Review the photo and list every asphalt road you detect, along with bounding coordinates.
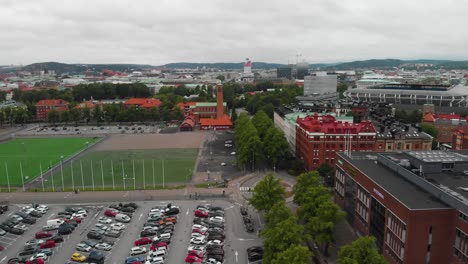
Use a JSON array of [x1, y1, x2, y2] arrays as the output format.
[[1, 200, 263, 264]]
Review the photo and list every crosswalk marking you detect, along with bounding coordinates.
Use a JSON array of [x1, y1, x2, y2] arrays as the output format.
[[239, 187, 252, 192]]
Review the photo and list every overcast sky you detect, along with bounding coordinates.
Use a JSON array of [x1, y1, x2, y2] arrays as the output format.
[[1, 0, 468, 65]]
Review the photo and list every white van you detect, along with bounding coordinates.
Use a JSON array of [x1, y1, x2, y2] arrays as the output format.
[[115, 214, 131, 223], [47, 218, 64, 228]]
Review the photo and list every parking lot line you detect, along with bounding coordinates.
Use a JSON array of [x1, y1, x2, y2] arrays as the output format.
[[0, 256, 7, 263]]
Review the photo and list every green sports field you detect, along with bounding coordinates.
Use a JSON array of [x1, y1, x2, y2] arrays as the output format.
[[44, 149, 198, 190], [0, 137, 99, 186]]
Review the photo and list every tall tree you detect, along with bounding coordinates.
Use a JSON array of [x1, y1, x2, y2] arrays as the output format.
[[337, 83, 348, 99], [82, 107, 91, 124], [264, 201, 293, 229], [293, 171, 321, 205], [271, 245, 312, 264], [148, 107, 160, 123], [317, 162, 335, 186], [252, 110, 273, 140], [263, 127, 289, 168], [93, 105, 102, 125], [305, 200, 346, 256], [60, 110, 70, 124], [250, 173, 285, 212], [69, 108, 81, 126], [261, 216, 305, 264], [47, 109, 60, 124], [338, 236, 387, 264]]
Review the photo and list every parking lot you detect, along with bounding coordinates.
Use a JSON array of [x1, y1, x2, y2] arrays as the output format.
[[1, 200, 263, 264], [17, 125, 159, 137]]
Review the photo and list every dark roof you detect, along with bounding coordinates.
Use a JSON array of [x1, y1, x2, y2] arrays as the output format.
[[339, 152, 449, 210]]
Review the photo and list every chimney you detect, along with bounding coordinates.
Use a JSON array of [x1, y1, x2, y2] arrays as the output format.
[[216, 85, 224, 119]]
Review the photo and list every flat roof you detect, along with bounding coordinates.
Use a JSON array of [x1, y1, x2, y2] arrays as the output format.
[[339, 152, 449, 209]]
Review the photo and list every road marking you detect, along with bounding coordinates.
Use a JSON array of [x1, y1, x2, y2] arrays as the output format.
[[0, 256, 6, 263], [237, 238, 255, 241], [48, 213, 55, 219], [138, 213, 143, 221], [235, 251, 238, 262], [225, 205, 234, 210], [7, 212, 12, 217], [186, 208, 189, 215]]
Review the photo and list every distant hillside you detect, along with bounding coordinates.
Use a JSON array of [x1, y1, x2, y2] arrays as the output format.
[[0, 62, 155, 74], [162, 62, 286, 70], [325, 59, 468, 70]]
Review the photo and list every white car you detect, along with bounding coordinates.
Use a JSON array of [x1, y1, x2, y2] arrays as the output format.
[[95, 223, 109, 231], [73, 212, 88, 219], [95, 242, 112, 251], [145, 256, 164, 264], [190, 237, 206, 245], [37, 207, 48, 214], [26, 239, 44, 246], [14, 224, 28, 231], [98, 217, 113, 224], [205, 258, 222, 264], [37, 205, 49, 211], [76, 243, 92, 252], [111, 223, 126, 231], [130, 246, 147, 255], [0, 229, 6, 236], [191, 233, 205, 239], [160, 233, 171, 240], [187, 245, 205, 252], [192, 224, 208, 232], [207, 240, 223, 246], [146, 250, 166, 260], [30, 253, 48, 261], [143, 226, 158, 232], [209, 216, 224, 223]]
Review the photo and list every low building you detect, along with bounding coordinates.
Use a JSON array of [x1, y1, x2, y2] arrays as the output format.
[[180, 117, 195, 132], [36, 99, 69, 120], [374, 122, 432, 152], [453, 127, 468, 150], [334, 151, 468, 264], [296, 114, 376, 170], [423, 112, 468, 144], [123, 98, 161, 110], [199, 115, 232, 130]]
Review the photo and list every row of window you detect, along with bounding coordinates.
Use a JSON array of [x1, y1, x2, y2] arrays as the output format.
[[386, 232, 405, 261], [459, 212, 468, 223], [335, 170, 345, 184], [387, 212, 407, 243], [356, 202, 369, 223], [357, 188, 370, 208], [335, 181, 344, 197], [454, 228, 468, 259]]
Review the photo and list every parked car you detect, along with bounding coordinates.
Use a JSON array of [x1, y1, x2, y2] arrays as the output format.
[[35, 232, 52, 239], [104, 210, 118, 217], [125, 256, 145, 264], [98, 217, 113, 224], [194, 210, 209, 218], [39, 240, 56, 249], [94, 242, 112, 251], [130, 246, 147, 255], [76, 243, 92, 252], [70, 252, 86, 262], [134, 237, 152, 246]]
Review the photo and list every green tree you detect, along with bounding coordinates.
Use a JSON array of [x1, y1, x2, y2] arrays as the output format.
[[297, 185, 331, 220], [148, 107, 160, 123], [338, 236, 387, 264], [305, 200, 346, 256], [293, 171, 321, 205], [82, 107, 91, 124], [252, 110, 273, 140], [69, 108, 81, 126], [169, 107, 184, 121], [271, 245, 312, 264], [337, 83, 348, 99], [0, 109, 5, 127], [93, 105, 102, 125], [47, 109, 60, 124], [263, 127, 289, 168], [261, 216, 305, 264], [420, 123, 438, 138], [216, 75, 225, 82], [317, 162, 335, 186], [250, 173, 285, 212], [264, 201, 293, 229], [231, 108, 237, 125], [60, 110, 70, 123]]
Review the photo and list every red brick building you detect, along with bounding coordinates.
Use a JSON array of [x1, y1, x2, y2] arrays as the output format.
[[295, 114, 376, 170], [123, 98, 161, 110], [334, 151, 468, 264], [36, 99, 69, 120], [453, 127, 468, 150], [423, 112, 468, 144]]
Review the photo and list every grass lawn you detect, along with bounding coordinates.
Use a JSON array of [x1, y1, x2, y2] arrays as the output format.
[[0, 137, 99, 186], [44, 149, 198, 190]]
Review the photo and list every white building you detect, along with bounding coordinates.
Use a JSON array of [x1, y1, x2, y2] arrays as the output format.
[[303, 74, 337, 96]]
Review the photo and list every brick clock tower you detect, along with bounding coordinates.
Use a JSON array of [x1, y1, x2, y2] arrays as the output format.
[[216, 86, 224, 119]]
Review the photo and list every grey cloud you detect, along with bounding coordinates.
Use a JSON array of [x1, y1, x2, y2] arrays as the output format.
[[1, 0, 468, 65]]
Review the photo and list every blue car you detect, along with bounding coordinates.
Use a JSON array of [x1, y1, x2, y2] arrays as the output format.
[[126, 256, 145, 264]]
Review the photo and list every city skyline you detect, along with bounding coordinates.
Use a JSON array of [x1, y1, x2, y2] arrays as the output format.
[[1, 0, 468, 65]]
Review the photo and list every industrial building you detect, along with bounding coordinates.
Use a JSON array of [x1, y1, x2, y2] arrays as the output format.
[[303, 73, 338, 96], [335, 150, 468, 264]]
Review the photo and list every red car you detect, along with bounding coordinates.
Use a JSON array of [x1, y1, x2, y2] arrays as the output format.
[[191, 228, 206, 235], [185, 255, 203, 263], [188, 250, 204, 258], [104, 210, 118, 217], [134, 237, 152, 246], [26, 259, 45, 264], [35, 231, 52, 239], [194, 210, 208, 218], [39, 240, 56, 249], [64, 217, 82, 223]]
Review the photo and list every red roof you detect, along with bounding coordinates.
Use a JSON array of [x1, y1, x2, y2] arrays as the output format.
[[423, 113, 436, 122], [297, 113, 375, 134], [180, 117, 195, 128], [124, 98, 162, 108], [76, 100, 97, 109], [436, 113, 461, 120], [36, 99, 68, 106], [200, 115, 233, 127]]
